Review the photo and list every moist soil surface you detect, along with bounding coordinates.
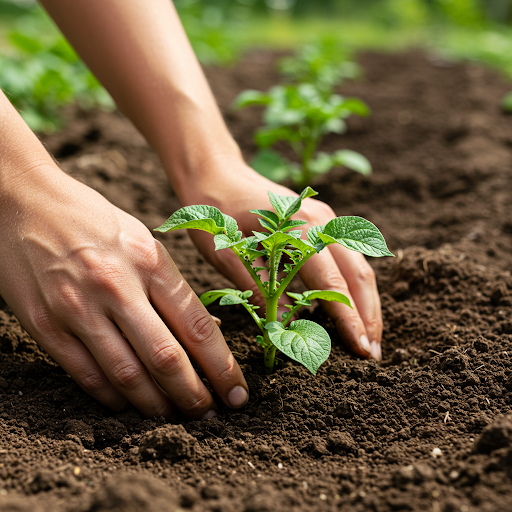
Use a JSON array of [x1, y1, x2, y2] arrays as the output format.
[[2, 50, 512, 512]]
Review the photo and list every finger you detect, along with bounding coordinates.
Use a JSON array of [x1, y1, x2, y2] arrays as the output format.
[[329, 245, 383, 361], [74, 319, 175, 419], [299, 249, 372, 359], [148, 258, 250, 410], [110, 296, 218, 420], [37, 330, 129, 411]]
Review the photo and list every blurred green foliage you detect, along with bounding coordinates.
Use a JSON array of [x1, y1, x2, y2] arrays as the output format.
[[2, 0, 512, 132]]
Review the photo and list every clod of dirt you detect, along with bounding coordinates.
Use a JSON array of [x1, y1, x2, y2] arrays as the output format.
[[0, 495, 45, 512], [243, 484, 298, 512], [83, 473, 179, 512], [64, 419, 95, 449], [93, 418, 128, 449], [326, 431, 357, 454], [474, 415, 512, 454], [139, 424, 197, 461]]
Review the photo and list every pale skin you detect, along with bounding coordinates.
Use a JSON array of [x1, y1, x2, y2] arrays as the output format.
[[0, 0, 383, 420]]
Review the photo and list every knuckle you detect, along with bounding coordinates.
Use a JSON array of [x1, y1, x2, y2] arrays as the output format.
[[148, 341, 183, 376], [186, 309, 218, 346], [80, 250, 125, 295], [80, 370, 108, 394], [110, 360, 145, 389], [182, 390, 212, 416], [365, 316, 383, 335], [302, 199, 335, 224], [354, 264, 376, 285], [214, 356, 237, 384], [132, 238, 167, 273], [322, 270, 349, 294]]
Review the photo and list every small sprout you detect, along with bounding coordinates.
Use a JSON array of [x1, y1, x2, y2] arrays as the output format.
[[156, 188, 393, 374]]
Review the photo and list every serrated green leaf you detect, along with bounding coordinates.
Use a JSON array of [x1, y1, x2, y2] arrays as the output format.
[[318, 217, 394, 257], [200, 288, 246, 307], [233, 89, 270, 110], [259, 231, 294, 254], [280, 219, 308, 232], [219, 294, 248, 306], [249, 209, 280, 228], [265, 319, 331, 374], [258, 218, 277, 233], [332, 150, 372, 176], [303, 290, 352, 307], [306, 225, 326, 252], [268, 187, 318, 222], [214, 233, 245, 251], [155, 205, 238, 237]]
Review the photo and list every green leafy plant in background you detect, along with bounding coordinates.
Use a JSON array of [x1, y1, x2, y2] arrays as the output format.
[[155, 187, 393, 375], [502, 91, 512, 113], [279, 37, 361, 97], [234, 83, 372, 187], [0, 30, 112, 132]]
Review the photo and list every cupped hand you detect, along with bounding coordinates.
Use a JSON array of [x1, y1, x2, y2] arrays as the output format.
[[0, 167, 248, 419], [180, 161, 382, 361]]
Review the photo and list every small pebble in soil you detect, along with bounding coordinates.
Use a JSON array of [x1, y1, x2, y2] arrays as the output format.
[[431, 447, 442, 458]]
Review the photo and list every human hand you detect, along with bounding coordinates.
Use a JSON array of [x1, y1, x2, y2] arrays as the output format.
[[179, 160, 382, 361], [0, 167, 248, 419]]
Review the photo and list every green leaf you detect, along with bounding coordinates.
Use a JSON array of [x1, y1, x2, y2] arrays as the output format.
[[332, 150, 372, 176], [265, 319, 331, 375], [214, 233, 244, 251], [303, 290, 352, 307], [259, 231, 294, 254], [309, 152, 334, 176], [251, 149, 291, 182], [306, 225, 326, 252], [318, 217, 394, 257], [8, 32, 43, 54], [233, 90, 270, 110], [219, 294, 248, 306], [154, 205, 238, 237], [340, 98, 370, 117], [249, 209, 280, 229], [279, 219, 308, 232], [268, 187, 318, 222], [199, 288, 247, 306]]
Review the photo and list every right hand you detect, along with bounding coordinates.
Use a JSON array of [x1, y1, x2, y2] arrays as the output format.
[[0, 166, 248, 419]]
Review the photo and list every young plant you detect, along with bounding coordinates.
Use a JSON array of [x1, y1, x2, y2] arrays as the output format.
[[279, 38, 361, 97], [234, 83, 371, 188], [155, 187, 393, 375]]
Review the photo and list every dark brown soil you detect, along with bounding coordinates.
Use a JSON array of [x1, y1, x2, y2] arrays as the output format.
[[2, 50, 512, 512]]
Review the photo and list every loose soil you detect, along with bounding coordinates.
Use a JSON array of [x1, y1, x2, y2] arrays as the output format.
[[2, 50, 512, 512]]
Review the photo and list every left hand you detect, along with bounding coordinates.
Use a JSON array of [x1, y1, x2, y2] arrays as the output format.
[[179, 159, 383, 361]]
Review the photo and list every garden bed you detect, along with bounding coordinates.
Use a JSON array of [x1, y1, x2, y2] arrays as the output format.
[[2, 50, 512, 512]]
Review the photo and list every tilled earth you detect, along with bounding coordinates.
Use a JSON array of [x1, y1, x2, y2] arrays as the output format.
[[2, 50, 512, 511]]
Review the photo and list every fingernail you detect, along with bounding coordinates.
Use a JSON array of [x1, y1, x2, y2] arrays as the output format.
[[201, 409, 217, 421], [371, 341, 381, 361], [211, 315, 222, 327], [228, 385, 248, 408], [359, 334, 371, 355]]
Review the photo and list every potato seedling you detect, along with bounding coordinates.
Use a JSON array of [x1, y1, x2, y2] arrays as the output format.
[[234, 83, 371, 188], [155, 187, 393, 375], [279, 39, 360, 97]]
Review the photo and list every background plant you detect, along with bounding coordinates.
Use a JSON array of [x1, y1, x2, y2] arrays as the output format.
[[234, 82, 372, 187], [155, 187, 392, 375]]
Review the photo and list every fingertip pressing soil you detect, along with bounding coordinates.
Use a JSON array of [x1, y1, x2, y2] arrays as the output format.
[[2, 50, 512, 511]]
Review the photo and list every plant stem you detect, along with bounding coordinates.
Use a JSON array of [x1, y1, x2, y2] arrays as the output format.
[[282, 303, 303, 328], [274, 250, 314, 302], [263, 345, 277, 375], [242, 303, 265, 334], [262, 293, 279, 373], [232, 248, 270, 299]]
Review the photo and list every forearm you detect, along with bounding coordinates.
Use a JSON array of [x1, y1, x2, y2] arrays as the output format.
[[38, 0, 242, 199], [0, 90, 61, 210]]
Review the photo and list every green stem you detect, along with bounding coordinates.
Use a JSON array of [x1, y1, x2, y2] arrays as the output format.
[[242, 303, 265, 334], [232, 248, 269, 299], [282, 303, 303, 328], [274, 250, 315, 302], [262, 293, 279, 373]]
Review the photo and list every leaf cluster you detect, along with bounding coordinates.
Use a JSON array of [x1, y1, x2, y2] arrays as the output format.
[[156, 187, 393, 375], [0, 28, 112, 132], [279, 38, 361, 97]]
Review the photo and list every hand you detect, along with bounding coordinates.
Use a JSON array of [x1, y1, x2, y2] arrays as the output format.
[[180, 160, 382, 361], [0, 167, 249, 419]]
